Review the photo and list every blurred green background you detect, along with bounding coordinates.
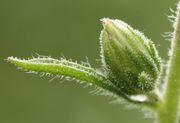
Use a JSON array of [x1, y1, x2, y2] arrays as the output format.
[[0, 0, 177, 123]]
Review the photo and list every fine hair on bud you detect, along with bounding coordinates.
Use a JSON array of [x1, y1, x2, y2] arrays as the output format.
[[100, 18, 162, 95]]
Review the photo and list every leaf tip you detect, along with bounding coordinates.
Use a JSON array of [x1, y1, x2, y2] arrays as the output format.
[[6, 56, 14, 63]]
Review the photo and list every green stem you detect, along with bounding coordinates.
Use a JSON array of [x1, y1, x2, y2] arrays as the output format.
[[157, 2, 180, 123]]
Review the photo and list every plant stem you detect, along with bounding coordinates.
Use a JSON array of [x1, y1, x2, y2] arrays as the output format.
[[157, 2, 180, 123]]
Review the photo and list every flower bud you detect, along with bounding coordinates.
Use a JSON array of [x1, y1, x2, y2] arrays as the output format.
[[100, 18, 161, 95]]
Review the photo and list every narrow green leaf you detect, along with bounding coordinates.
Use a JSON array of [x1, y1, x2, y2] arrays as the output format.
[[7, 56, 157, 106], [7, 57, 107, 87]]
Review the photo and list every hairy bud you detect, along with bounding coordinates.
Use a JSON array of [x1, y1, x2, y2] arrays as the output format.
[[100, 18, 161, 95]]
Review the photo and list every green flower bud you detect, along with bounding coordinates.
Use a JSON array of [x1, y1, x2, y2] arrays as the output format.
[[100, 18, 161, 95]]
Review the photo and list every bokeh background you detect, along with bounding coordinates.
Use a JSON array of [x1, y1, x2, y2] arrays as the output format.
[[0, 0, 177, 123]]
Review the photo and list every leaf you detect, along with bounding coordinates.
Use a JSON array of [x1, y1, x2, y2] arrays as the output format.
[[7, 56, 157, 106], [7, 56, 107, 86]]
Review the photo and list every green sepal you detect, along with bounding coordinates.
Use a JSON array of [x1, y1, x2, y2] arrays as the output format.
[[100, 18, 162, 95]]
